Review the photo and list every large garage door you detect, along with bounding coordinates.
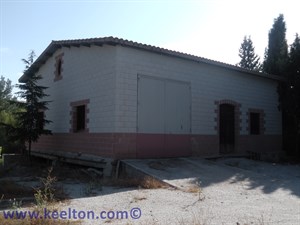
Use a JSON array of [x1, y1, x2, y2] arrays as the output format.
[[137, 77, 165, 134], [137, 75, 191, 158], [165, 81, 190, 134]]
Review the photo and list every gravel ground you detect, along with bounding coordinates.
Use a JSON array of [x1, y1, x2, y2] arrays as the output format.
[[58, 158, 300, 225]]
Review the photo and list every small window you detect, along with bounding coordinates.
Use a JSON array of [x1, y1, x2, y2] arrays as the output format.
[[76, 105, 86, 131], [250, 112, 260, 135], [54, 53, 64, 81], [57, 59, 62, 76], [70, 99, 90, 133]]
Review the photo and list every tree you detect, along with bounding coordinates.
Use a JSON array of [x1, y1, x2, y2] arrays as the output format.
[[283, 34, 300, 157], [0, 76, 13, 111], [13, 50, 52, 158], [237, 36, 262, 71], [0, 76, 18, 151], [262, 14, 295, 159], [263, 14, 288, 75]]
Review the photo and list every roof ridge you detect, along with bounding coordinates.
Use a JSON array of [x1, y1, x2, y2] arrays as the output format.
[[50, 36, 225, 63]]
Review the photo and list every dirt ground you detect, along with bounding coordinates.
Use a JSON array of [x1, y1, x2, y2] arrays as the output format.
[[0, 157, 299, 225]]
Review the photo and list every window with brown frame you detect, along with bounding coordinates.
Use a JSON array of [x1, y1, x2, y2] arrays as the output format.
[[76, 105, 86, 132], [70, 99, 90, 133], [250, 112, 260, 135]]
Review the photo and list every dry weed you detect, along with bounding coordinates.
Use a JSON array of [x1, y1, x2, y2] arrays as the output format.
[[139, 176, 167, 189]]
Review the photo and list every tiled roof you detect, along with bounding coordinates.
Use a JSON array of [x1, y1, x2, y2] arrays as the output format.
[[19, 36, 283, 82]]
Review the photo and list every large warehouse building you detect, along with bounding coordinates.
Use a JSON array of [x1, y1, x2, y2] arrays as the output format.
[[19, 37, 282, 160]]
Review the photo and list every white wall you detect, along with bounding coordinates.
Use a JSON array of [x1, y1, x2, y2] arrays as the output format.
[[36, 43, 281, 136], [37, 45, 117, 133], [115, 46, 281, 135]]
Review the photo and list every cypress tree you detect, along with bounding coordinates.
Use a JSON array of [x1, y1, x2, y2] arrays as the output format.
[[237, 36, 261, 71], [263, 14, 288, 75]]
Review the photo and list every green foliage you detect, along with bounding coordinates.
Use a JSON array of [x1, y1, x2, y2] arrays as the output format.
[[12, 50, 52, 157], [237, 36, 262, 71], [263, 14, 300, 158], [263, 14, 288, 75], [282, 34, 300, 156], [9, 198, 23, 210], [34, 167, 56, 207], [0, 76, 23, 153], [285, 34, 300, 114], [0, 76, 13, 111], [0, 76, 15, 127]]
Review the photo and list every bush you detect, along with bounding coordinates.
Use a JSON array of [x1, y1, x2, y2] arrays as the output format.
[[34, 167, 56, 208]]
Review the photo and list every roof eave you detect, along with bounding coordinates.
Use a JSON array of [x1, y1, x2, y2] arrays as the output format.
[[18, 37, 285, 83]]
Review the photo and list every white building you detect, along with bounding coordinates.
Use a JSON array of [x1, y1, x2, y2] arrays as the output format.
[[19, 37, 282, 159]]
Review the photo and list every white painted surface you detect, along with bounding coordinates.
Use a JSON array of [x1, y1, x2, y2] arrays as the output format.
[[137, 75, 191, 134], [137, 76, 164, 133], [37, 45, 117, 133], [165, 80, 190, 134], [35, 43, 281, 136], [115, 46, 281, 135]]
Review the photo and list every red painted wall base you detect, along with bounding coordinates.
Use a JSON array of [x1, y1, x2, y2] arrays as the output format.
[[32, 133, 282, 159]]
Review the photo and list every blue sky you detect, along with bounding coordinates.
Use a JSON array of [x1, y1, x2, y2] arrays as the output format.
[[1, 0, 299, 91]]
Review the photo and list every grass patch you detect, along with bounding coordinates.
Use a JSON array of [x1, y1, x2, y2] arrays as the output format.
[[140, 176, 167, 189], [0, 167, 77, 225], [34, 167, 57, 207], [80, 173, 167, 197], [102, 176, 168, 189], [186, 185, 201, 193]]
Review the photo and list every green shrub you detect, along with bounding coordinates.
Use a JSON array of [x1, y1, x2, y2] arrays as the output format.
[[34, 167, 56, 208]]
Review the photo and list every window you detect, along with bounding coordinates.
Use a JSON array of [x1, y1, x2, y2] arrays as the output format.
[[247, 109, 265, 135], [54, 53, 64, 81], [57, 59, 62, 76], [250, 112, 260, 135], [76, 105, 86, 131], [70, 99, 90, 133]]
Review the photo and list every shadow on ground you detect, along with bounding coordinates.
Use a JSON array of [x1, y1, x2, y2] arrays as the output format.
[[123, 157, 300, 197], [0, 157, 159, 210], [1, 156, 299, 211]]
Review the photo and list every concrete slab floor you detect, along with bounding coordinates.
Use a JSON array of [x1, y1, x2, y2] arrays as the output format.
[[122, 157, 300, 195]]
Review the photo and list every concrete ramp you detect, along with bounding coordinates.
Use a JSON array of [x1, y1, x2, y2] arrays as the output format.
[[122, 157, 243, 191]]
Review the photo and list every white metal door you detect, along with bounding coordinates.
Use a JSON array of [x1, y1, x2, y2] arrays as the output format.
[[137, 75, 191, 157], [165, 81, 190, 134], [138, 75, 190, 134], [137, 76, 164, 133]]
